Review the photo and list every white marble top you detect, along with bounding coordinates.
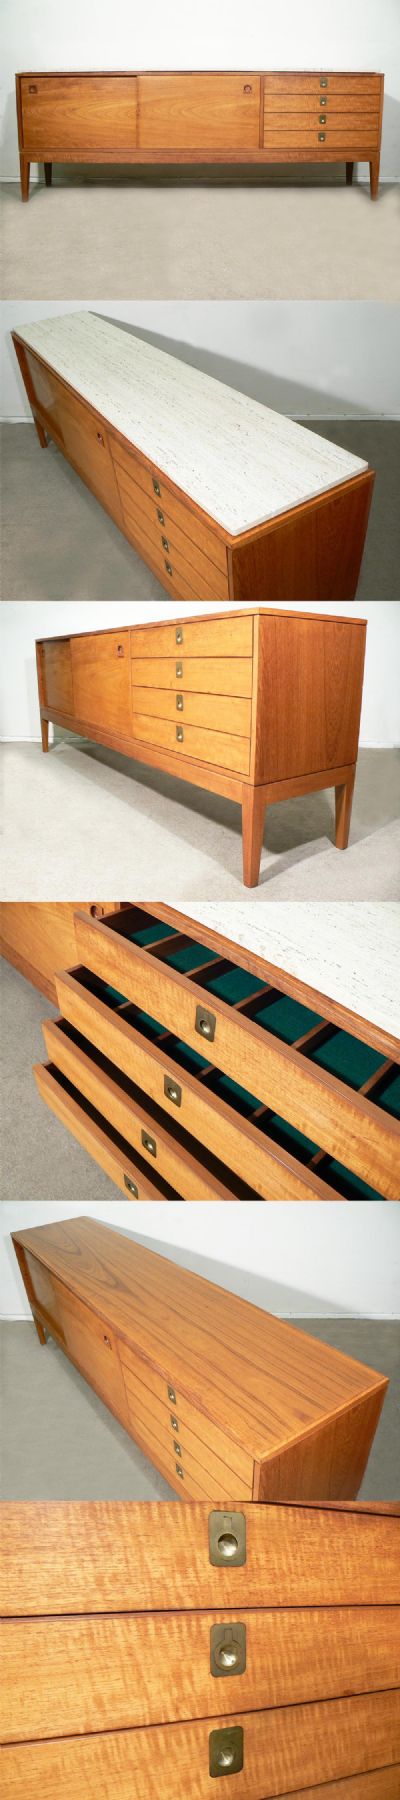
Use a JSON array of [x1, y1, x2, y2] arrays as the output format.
[[16, 311, 368, 538]]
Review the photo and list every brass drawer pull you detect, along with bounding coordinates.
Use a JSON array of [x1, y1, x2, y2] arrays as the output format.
[[176, 627, 184, 644], [319, 115, 327, 125], [176, 726, 184, 743], [176, 694, 184, 711], [168, 1384, 176, 1404], [176, 1463, 184, 1479], [170, 1413, 179, 1430], [195, 1004, 216, 1043], [176, 661, 183, 677], [318, 132, 326, 141], [156, 508, 165, 525], [161, 536, 169, 552], [124, 1174, 139, 1198], [165, 561, 173, 576], [153, 478, 161, 496], [96, 431, 104, 445], [209, 1726, 244, 1777], [173, 1440, 182, 1456], [209, 1512, 247, 1567], [210, 1623, 246, 1679], [320, 77, 328, 87], [164, 1076, 182, 1107], [243, 84, 252, 93], [141, 1129, 157, 1158]]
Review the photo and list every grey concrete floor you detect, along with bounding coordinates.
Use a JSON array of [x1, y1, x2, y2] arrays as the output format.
[[1, 1317, 398, 1500], [2, 420, 400, 600], [2, 176, 400, 301], [2, 739, 400, 901]]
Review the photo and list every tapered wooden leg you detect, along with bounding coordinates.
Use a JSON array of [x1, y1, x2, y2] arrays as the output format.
[[40, 717, 49, 752], [369, 157, 380, 200], [34, 416, 48, 448], [33, 1315, 47, 1345], [346, 161, 354, 186], [335, 769, 356, 850], [20, 155, 30, 201], [44, 162, 52, 186], [242, 786, 267, 887]]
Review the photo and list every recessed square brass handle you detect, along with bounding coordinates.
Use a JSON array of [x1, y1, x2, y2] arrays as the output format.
[[176, 726, 184, 743], [318, 132, 326, 141], [124, 1174, 139, 1198], [141, 1129, 157, 1158], [195, 1004, 216, 1043], [170, 1413, 179, 1431], [320, 76, 328, 86], [176, 694, 184, 712], [153, 478, 161, 496], [176, 627, 184, 644], [164, 1076, 182, 1107], [173, 1440, 182, 1457], [168, 1385, 176, 1404], [165, 561, 173, 576], [209, 1512, 247, 1567], [176, 661, 183, 677], [156, 508, 165, 525], [176, 1464, 184, 1479], [210, 1623, 246, 1679], [161, 536, 169, 552], [209, 1726, 244, 1778], [319, 115, 327, 124]]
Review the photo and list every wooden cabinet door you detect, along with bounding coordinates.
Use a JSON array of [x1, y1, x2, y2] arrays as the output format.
[[41, 640, 73, 713], [137, 74, 261, 150], [20, 75, 138, 154], [70, 632, 131, 734]]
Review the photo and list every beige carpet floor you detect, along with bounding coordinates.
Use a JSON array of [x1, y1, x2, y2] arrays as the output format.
[[2, 1317, 398, 1499], [2, 176, 400, 300], [2, 742, 399, 900], [2, 421, 400, 600]]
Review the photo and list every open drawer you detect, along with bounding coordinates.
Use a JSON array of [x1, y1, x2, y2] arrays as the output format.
[[49, 903, 399, 1202]]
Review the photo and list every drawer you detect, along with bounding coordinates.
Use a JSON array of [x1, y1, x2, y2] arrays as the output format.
[[41, 1017, 257, 1201], [50, 975, 343, 1201], [130, 655, 253, 697], [70, 631, 131, 735], [263, 74, 382, 96], [4, 1689, 399, 1800], [264, 123, 380, 149], [33, 1061, 178, 1200], [121, 1359, 254, 1495], [3, 1604, 398, 1741], [131, 613, 253, 659], [131, 687, 252, 736], [264, 93, 381, 116], [123, 511, 224, 603], [111, 438, 228, 574], [131, 711, 251, 774], [72, 907, 400, 1201], [125, 1388, 242, 1502], [117, 1340, 255, 1489], [40, 639, 73, 713], [119, 481, 229, 600], [20, 74, 138, 154], [137, 73, 261, 152]]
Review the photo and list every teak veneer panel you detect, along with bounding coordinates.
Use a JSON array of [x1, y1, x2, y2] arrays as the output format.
[[13, 313, 374, 602], [11, 1217, 389, 1501], [34, 609, 367, 886], [16, 71, 384, 203], [0, 902, 118, 1002], [4, 1691, 399, 1800]]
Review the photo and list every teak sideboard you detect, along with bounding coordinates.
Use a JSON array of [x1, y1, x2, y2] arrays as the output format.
[[12, 312, 374, 602], [10, 900, 399, 1200], [2, 1501, 399, 1798], [11, 1217, 389, 1502], [35, 609, 368, 887], [16, 71, 384, 201]]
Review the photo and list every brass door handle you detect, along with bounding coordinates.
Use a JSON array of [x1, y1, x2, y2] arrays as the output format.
[[96, 431, 104, 445], [244, 84, 252, 93]]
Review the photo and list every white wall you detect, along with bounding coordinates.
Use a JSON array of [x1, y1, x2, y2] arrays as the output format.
[[1, 0, 400, 180], [1, 1201, 399, 1320], [2, 600, 399, 748], [2, 301, 400, 421]]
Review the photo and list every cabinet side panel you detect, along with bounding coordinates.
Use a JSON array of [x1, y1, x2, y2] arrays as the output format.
[[0, 903, 119, 1000], [254, 613, 366, 783], [258, 1387, 387, 1502]]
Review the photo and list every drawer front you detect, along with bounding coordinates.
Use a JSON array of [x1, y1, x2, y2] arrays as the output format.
[[20, 75, 138, 154], [118, 480, 229, 600], [131, 686, 252, 736], [123, 511, 224, 603], [264, 122, 380, 150], [70, 632, 131, 735], [131, 710, 250, 774], [4, 1690, 398, 1800], [41, 1019, 244, 1202], [3, 1605, 398, 1741], [33, 1062, 175, 1201], [137, 73, 261, 151], [73, 912, 400, 1201], [118, 1342, 254, 1488], [263, 73, 382, 96], [53, 974, 330, 1203], [20, 1250, 66, 1341], [130, 655, 253, 697], [264, 93, 381, 116], [121, 1359, 253, 1498], [131, 614, 253, 659], [124, 1383, 242, 1501], [111, 439, 228, 574], [40, 639, 73, 713]]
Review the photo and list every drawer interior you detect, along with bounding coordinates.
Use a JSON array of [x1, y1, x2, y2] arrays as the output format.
[[43, 1062, 178, 1199], [64, 925, 398, 1201]]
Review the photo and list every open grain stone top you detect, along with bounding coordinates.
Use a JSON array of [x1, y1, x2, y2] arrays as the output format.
[[15, 311, 368, 536]]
